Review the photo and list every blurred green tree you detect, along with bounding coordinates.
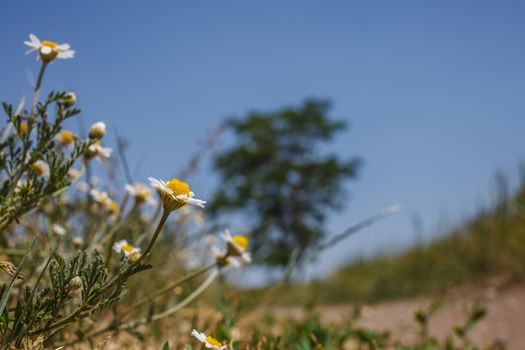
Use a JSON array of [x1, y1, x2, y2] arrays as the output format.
[[209, 99, 361, 266]]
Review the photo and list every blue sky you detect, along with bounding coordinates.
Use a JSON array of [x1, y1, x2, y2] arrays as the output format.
[[1, 1, 525, 280]]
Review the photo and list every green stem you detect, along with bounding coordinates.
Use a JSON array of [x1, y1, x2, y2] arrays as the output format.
[[30, 61, 48, 117], [133, 210, 169, 266]]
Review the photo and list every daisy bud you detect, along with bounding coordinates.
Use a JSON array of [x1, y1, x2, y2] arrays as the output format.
[[60, 92, 77, 108], [88, 121, 106, 140], [68, 276, 83, 291], [19, 121, 29, 135]]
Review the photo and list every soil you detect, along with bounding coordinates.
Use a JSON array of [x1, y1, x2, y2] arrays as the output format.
[[244, 282, 525, 349]]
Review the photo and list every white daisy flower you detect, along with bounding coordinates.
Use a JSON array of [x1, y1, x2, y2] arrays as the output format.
[[51, 224, 66, 236], [24, 34, 75, 62], [148, 177, 206, 212], [84, 141, 112, 162], [125, 183, 155, 205], [31, 160, 49, 177], [191, 329, 226, 350], [89, 143, 112, 158], [221, 229, 251, 264], [89, 189, 111, 206], [113, 239, 140, 257]]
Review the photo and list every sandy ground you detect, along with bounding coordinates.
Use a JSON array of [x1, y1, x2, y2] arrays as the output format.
[[77, 282, 524, 349], [243, 282, 524, 349]]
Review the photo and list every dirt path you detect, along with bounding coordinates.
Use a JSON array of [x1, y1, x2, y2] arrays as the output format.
[[250, 282, 524, 349]]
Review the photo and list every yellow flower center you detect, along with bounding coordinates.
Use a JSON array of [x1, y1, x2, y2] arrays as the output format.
[[107, 201, 120, 215], [165, 179, 190, 197], [19, 121, 29, 135], [31, 162, 46, 176], [121, 244, 134, 253], [232, 235, 249, 250], [205, 336, 223, 347], [42, 40, 58, 49]]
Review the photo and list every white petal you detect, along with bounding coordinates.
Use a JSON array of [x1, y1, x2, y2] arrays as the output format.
[[57, 50, 75, 59], [29, 34, 41, 45], [191, 330, 207, 342], [56, 43, 70, 50], [125, 184, 136, 195]]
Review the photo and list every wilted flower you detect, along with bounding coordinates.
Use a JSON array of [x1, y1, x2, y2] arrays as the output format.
[[31, 160, 49, 177], [24, 34, 75, 62], [125, 183, 154, 205], [191, 329, 226, 350], [113, 239, 140, 257], [57, 130, 75, 146], [51, 223, 66, 236], [88, 121, 106, 140], [222, 229, 251, 264], [148, 177, 206, 212], [0, 261, 25, 280]]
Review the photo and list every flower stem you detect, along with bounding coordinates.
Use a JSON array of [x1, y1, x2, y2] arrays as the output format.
[[31, 61, 48, 117]]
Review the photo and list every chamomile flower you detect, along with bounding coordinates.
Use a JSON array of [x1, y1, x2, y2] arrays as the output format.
[[31, 160, 49, 177], [57, 130, 75, 146], [83, 140, 112, 162], [107, 201, 120, 216], [113, 239, 140, 257], [191, 329, 226, 350], [24, 34, 75, 62], [125, 183, 154, 205], [221, 229, 251, 264], [88, 121, 106, 140], [89, 189, 111, 206], [148, 177, 206, 212]]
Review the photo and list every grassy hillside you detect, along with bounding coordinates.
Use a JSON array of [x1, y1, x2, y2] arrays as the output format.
[[255, 180, 525, 305]]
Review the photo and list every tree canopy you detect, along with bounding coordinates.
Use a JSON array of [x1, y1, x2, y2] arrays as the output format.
[[209, 99, 361, 266]]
